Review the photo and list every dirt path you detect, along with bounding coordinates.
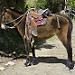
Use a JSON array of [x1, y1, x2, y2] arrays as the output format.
[[0, 23, 75, 75]]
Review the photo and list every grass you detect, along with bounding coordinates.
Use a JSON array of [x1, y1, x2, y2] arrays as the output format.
[[47, 35, 58, 41], [0, 51, 6, 55]]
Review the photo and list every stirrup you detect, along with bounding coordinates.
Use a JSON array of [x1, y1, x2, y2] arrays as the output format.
[[31, 29, 38, 36]]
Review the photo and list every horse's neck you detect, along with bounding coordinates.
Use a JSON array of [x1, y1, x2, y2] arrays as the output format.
[[9, 10, 25, 37], [8, 10, 22, 26], [8, 9, 22, 20]]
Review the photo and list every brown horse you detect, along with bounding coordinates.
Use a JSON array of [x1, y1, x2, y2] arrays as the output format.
[[1, 7, 74, 69]]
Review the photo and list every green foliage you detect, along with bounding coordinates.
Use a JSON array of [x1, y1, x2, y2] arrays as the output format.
[[35, 0, 47, 10], [26, 0, 36, 9], [67, 0, 75, 9], [35, 0, 65, 13], [1, 0, 27, 12]]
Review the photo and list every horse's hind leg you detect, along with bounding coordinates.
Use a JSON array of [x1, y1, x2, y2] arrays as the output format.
[[57, 30, 74, 69], [66, 24, 74, 69]]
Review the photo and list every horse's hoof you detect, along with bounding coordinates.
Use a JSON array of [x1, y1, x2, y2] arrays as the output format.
[[24, 60, 31, 67], [32, 60, 36, 65], [32, 58, 36, 65], [24, 62, 31, 67], [24, 63, 28, 67], [66, 62, 74, 69]]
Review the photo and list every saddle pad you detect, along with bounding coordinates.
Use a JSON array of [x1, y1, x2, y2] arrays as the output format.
[[26, 16, 30, 25], [36, 18, 47, 26], [26, 16, 47, 26]]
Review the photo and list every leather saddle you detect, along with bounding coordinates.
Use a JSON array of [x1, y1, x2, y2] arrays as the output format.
[[37, 8, 51, 18], [26, 8, 51, 36], [31, 8, 51, 19]]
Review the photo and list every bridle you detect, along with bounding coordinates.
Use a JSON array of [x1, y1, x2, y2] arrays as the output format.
[[0, 8, 34, 30], [5, 13, 26, 29], [1, 8, 37, 29], [1, 11, 26, 29]]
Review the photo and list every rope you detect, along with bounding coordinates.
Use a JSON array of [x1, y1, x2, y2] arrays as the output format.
[[13, 14, 25, 27], [5, 26, 15, 29], [5, 14, 26, 29], [5, 13, 26, 25]]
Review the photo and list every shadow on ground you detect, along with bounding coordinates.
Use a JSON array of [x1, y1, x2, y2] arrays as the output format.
[[36, 44, 55, 50], [31, 56, 75, 69]]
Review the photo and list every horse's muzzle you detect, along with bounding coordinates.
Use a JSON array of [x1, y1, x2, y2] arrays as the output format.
[[1, 23, 6, 29]]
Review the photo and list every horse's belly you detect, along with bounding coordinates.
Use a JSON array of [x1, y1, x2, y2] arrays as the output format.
[[36, 27, 55, 40]]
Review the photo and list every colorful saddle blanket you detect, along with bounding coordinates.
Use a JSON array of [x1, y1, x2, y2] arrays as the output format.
[[26, 16, 47, 26], [35, 18, 47, 26]]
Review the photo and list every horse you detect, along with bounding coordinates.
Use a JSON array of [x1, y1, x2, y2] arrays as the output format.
[[1, 7, 74, 69]]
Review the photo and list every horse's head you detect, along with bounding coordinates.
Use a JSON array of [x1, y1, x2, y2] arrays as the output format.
[[1, 7, 13, 29], [1, 7, 24, 29]]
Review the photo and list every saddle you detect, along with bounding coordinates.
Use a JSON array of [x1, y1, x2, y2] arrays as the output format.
[[26, 8, 51, 37], [30, 8, 51, 19], [30, 11, 42, 19]]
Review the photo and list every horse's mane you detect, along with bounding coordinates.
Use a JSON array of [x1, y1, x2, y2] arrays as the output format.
[[8, 8, 23, 14]]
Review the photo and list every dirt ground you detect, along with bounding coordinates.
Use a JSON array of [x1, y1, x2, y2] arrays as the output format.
[[0, 22, 75, 75]]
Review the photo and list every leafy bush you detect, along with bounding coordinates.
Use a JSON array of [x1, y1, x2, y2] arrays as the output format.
[[35, 0, 65, 13], [67, 0, 75, 9]]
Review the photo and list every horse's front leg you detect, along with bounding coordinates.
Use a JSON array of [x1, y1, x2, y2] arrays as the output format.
[[31, 37, 36, 65], [24, 38, 31, 67]]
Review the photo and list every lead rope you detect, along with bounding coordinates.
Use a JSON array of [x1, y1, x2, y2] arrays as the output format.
[[6, 14, 25, 29], [5, 13, 25, 25]]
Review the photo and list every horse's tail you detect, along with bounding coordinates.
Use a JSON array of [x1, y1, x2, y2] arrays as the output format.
[[67, 17, 73, 60]]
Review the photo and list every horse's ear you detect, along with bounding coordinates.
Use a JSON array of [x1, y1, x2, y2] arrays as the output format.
[[3, 7, 6, 10]]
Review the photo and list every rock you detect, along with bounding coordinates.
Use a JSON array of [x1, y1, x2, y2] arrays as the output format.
[[5, 61, 15, 66], [0, 65, 5, 71]]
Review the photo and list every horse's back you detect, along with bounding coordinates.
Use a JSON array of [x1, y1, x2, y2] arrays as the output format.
[[36, 13, 72, 40]]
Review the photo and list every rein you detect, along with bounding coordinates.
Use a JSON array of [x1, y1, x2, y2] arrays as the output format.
[[5, 13, 25, 25], [5, 13, 26, 29]]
